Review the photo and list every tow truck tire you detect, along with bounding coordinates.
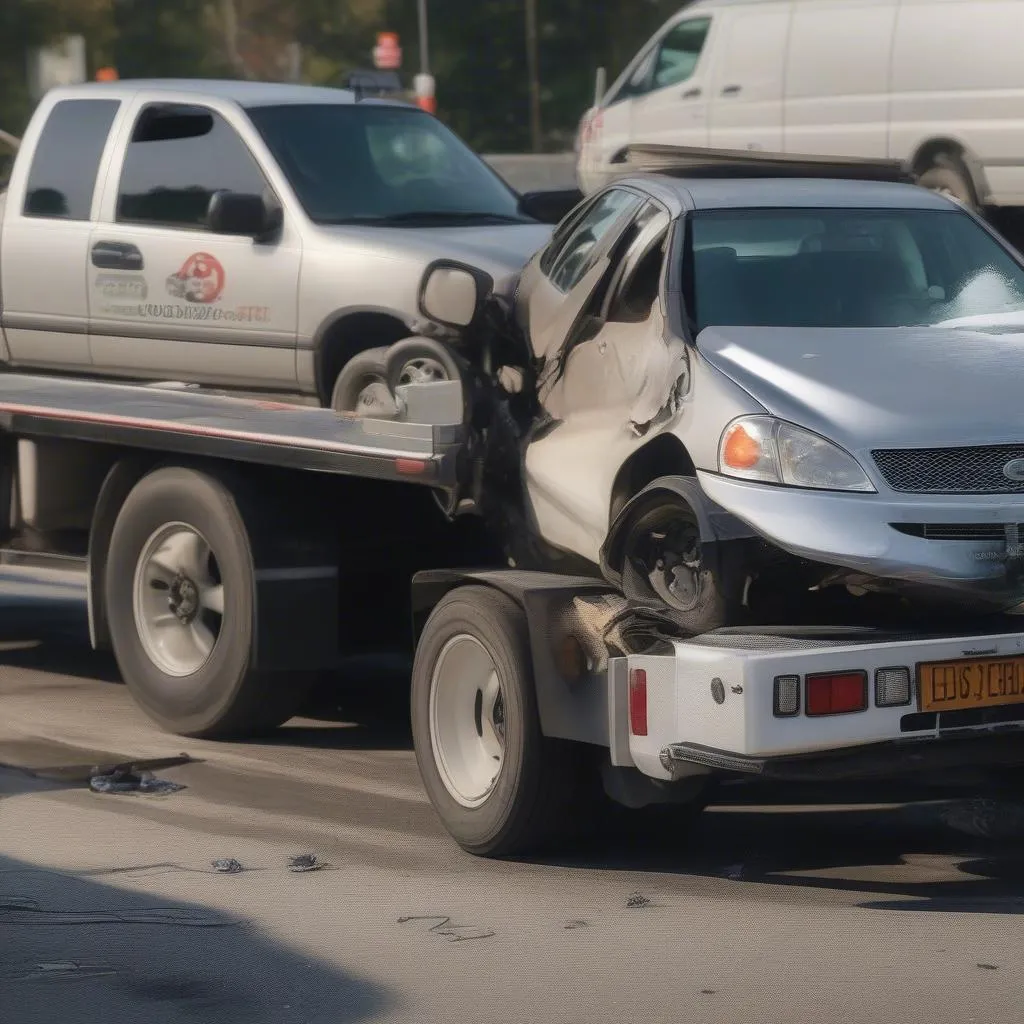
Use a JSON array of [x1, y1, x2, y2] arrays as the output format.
[[104, 466, 303, 739], [412, 586, 582, 857]]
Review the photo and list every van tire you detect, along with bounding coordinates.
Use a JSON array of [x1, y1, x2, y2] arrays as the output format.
[[918, 155, 978, 211]]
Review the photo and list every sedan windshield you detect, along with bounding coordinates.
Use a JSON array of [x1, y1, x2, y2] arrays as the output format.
[[685, 206, 1024, 333], [247, 103, 528, 226]]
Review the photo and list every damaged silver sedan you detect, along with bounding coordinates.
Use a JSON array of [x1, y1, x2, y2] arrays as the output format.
[[506, 174, 1024, 631], [339, 171, 1024, 632]]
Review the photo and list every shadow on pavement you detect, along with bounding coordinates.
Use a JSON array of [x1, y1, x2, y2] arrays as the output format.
[[0, 850, 390, 1023]]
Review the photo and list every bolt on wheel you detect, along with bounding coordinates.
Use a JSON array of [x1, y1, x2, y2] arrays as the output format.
[[428, 634, 506, 808], [132, 522, 225, 677]]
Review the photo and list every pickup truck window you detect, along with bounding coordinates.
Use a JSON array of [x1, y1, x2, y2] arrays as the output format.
[[23, 98, 120, 220], [117, 103, 269, 229], [246, 103, 530, 227]]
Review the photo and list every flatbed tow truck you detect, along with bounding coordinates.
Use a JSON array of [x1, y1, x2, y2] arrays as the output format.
[[3, 369, 1024, 857]]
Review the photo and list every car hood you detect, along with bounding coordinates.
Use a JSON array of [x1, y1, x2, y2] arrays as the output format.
[[314, 222, 552, 282], [696, 325, 1024, 451]]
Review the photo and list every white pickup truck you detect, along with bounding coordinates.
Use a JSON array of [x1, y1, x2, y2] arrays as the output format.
[[0, 79, 577, 407]]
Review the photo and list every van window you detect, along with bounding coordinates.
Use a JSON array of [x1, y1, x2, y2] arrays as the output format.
[[651, 18, 712, 90], [685, 207, 1024, 332], [615, 17, 711, 102]]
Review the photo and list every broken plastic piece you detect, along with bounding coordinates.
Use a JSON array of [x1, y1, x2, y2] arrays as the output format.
[[211, 858, 244, 874], [288, 854, 324, 873], [89, 768, 186, 795]]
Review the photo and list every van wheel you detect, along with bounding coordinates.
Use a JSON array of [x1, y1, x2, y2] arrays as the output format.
[[918, 154, 978, 211], [104, 466, 307, 738], [385, 337, 463, 390], [412, 586, 583, 856]]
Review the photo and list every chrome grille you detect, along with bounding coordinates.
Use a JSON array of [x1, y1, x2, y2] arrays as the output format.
[[872, 445, 1024, 494]]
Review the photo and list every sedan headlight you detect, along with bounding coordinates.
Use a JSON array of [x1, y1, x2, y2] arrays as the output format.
[[718, 416, 875, 492]]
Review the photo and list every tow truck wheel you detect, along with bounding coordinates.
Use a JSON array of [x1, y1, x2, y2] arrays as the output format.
[[412, 586, 581, 857], [330, 347, 398, 417], [385, 337, 463, 390], [104, 466, 303, 739]]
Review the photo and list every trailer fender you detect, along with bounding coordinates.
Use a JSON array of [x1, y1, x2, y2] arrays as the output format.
[[411, 568, 622, 746], [599, 474, 757, 587]]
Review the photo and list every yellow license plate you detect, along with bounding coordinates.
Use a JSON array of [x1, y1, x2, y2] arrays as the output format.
[[918, 655, 1024, 713]]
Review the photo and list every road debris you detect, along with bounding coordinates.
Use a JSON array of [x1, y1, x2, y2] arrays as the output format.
[[288, 854, 324, 873], [211, 859, 245, 874], [977, 963, 999, 971], [626, 892, 651, 908], [564, 919, 589, 930], [86, 753, 192, 795]]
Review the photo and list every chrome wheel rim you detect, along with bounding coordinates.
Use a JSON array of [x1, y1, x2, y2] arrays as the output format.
[[398, 356, 449, 386], [428, 634, 506, 808], [132, 523, 224, 677]]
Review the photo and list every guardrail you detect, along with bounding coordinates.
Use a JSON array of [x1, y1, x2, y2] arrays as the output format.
[[483, 152, 576, 192]]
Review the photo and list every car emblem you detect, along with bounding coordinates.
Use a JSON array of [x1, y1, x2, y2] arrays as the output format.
[[1003, 459, 1024, 482]]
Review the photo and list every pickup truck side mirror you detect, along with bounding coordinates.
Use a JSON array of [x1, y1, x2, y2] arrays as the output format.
[[518, 187, 585, 225], [418, 259, 494, 329], [206, 191, 282, 240]]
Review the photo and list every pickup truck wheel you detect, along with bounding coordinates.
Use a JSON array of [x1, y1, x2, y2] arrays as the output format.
[[412, 586, 581, 856], [105, 466, 304, 738], [619, 496, 746, 633], [385, 337, 463, 390], [330, 347, 398, 417]]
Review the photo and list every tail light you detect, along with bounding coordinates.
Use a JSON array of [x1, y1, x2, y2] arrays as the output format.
[[629, 668, 648, 736], [806, 671, 868, 716]]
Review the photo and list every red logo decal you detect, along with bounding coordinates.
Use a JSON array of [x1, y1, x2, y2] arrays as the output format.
[[166, 252, 225, 304]]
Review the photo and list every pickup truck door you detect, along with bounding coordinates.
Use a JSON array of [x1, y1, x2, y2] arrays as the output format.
[[88, 99, 300, 389], [0, 97, 121, 371]]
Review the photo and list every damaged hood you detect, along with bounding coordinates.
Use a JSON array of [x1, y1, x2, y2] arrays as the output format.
[[696, 325, 1024, 451]]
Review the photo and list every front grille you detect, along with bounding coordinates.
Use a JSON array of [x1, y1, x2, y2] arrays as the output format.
[[872, 445, 1024, 494], [891, 523, 1013, 541]]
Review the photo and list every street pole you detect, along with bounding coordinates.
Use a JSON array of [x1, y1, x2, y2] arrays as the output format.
[[417, 0, 429, 74], [525, 0, 542, 153]]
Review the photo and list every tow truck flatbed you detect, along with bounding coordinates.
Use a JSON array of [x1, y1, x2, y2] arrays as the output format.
[[2, 370, 1023, 858]]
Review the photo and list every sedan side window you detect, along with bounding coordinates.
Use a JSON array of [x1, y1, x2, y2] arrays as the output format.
[[547, 188, 641, 293]]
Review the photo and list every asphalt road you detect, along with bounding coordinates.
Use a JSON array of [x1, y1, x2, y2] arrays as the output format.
[[3, 578, 1024, 1024]]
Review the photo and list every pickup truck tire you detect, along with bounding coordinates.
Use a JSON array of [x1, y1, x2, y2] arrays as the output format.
[[330, 347, 394, 415], [385, 337, 463, 390], [412, 585, 582, 857], [104, 466, 303, 739]]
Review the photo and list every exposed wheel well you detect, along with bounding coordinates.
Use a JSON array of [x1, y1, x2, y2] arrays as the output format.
[[317, 312, 411, 405], [609, 434, 696, 523]]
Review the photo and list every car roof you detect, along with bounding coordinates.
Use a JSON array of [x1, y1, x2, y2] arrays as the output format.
[[615, 173, 956, 213], [40, 78, 399, 109]]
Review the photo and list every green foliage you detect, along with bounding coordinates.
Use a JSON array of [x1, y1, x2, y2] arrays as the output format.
[[0, 0, 682, 161]]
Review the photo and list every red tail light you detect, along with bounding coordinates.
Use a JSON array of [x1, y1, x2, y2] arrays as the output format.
[[806, 671, 868, 716], [629, 668, 648, 736]]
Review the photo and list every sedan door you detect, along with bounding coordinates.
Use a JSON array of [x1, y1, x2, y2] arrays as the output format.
[[88, 98, 301, 390]]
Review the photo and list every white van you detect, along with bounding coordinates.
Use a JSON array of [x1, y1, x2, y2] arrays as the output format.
[[575, 0, 1024, 212]]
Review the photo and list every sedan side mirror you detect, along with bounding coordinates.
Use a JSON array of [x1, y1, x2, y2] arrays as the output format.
[[418, 259, 494, 329], [207, 190, 282, 239], [518, 187, 585, 225]]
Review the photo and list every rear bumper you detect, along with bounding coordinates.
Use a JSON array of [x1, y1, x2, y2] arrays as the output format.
[[661, 729, 1024, 783]]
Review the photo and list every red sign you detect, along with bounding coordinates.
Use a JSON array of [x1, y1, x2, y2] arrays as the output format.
[[373, 32, 402, 70]]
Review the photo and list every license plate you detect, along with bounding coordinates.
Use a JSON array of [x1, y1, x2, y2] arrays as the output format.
[[918, 655, 1024, 713]]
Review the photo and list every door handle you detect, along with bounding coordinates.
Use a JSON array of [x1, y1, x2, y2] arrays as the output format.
[[721, 84, 742, 96], [91, 241, 144, 271], [681, 86, 702, 100]]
